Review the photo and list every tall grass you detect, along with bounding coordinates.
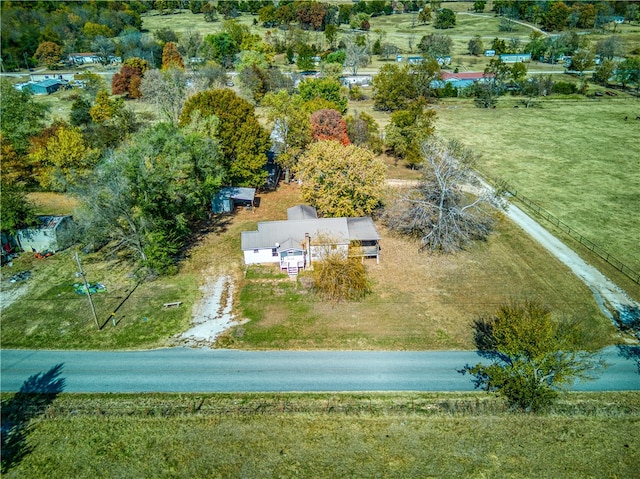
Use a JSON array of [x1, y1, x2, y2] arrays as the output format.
[[2, 392, 638, 479]]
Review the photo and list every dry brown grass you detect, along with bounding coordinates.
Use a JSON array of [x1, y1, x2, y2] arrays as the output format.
[[213, 184, 615, 350], [27, 192, 79, 215]]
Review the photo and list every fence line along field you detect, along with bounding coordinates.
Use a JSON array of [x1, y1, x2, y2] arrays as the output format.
[[433, 98, 640, 275]]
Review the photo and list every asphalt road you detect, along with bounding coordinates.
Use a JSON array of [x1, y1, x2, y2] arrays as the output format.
[[1, 347, 638, 393]]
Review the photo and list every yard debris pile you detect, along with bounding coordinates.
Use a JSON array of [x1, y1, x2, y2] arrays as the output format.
[[9, 271, 31, 283], [73, 282, 106, 295]]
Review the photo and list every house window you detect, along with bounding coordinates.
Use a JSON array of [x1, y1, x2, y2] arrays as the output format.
[[331, 244, 337, 250], [272, 248, 278, 257], [253, 249, 259, 254]]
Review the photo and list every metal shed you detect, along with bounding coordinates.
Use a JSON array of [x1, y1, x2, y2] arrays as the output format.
[[211, 187, 256, 214], [26, 79, 64, 95], [17, 215, 74, 253]]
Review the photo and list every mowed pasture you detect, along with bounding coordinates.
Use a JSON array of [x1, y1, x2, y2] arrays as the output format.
[[2, 392, 638, 479], [433, 97, 640, 275]]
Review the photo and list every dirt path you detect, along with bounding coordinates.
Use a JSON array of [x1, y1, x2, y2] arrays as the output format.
[[176, 275, 246, 347], [505, 203, 639, 328]]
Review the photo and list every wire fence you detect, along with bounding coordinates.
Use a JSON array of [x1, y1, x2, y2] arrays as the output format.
[[495, 180, 640, 285]]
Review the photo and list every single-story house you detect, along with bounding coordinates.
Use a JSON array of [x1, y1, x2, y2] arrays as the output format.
[[67, 52, 121, 65], [241, 205, 381, 274], [340, 75, 373, 87], [17, 215, 74, 253], [67, 52, 101, 64], [30, 73, 76, 82], [499, 53, 532, 63], [211, 187, 257, 214], [432, 71, 495, 89], [25, 79, 64, 95]]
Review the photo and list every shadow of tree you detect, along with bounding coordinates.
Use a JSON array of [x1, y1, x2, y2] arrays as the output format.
[[617, 345, 640, 375], [1, 364, 65, 473]]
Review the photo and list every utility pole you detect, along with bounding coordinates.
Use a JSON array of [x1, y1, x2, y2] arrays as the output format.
[[75, 251, 100, 330]]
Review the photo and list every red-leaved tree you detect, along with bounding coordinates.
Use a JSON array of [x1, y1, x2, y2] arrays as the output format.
[[310, 108, 350, 145]]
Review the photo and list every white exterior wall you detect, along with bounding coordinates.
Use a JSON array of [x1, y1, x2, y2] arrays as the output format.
[[310, 244, 348, 262], [243, 248, 279, 265]]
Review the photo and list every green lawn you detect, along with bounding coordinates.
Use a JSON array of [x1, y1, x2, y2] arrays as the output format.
[[2, 392, 639, 479], [434, 97, 640, 274], [0, 248, 198, 350]]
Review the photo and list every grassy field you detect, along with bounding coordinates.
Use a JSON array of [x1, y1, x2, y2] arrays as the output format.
[[433, 97, 640, 275], [2, 392, 639, 478], [0, 247, 199, 349]]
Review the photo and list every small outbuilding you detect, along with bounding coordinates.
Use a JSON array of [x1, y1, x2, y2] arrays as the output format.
[[211, 187, 257, 214], [26, 79, 64, 95], [17, 215, 74, 253], [498, 53, 532, 63]]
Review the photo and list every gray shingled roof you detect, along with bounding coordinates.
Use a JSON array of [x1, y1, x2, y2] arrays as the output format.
[[287, 205, 318, 220], [347, 217, 381, 241], [241, 213, 380, 251]]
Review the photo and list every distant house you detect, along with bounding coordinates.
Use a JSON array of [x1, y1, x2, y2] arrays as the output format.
[[484, 50, 496, 57], [17, 215, 74, 253], [499, 53, 532, 63], [241, 205, 381, 275], [30, 73, 76, 82], [397, 54, 450, 66], [67, 52, 121, 65], [25, 79, 64, 95], [211, 187, 257, 214], [340, 75, 373, 87], [67, 52, 101, 64], [432, 71, 494, 89]]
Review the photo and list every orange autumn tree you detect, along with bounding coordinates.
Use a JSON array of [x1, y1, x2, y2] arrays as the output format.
[[309, 108, 350, 146], [112, 58, 148, 98]]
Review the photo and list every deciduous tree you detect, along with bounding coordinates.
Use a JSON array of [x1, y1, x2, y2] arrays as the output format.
[[180, 89, 270, 187], [141, 67, 188, 124], [0, 79, 48, 157], [384, 102, 436, 167], [0, 184, 37, 236], [261, 90, 311, 182], [468, 35, 484, 56], [76, 123, 223, 274], [462, 301, 605, 412], [372, 63, 418, 111], [344, 36, 369, 76], [312, 246, 372, 302], [29, 124, 100, 191], [34, 41, 63, 68], [382, 138, 497, 252], [434, 8, 456, 29], [298, 77, 348, 114], [418, 33, 452, 59], [296, 141, 386, 217], [162, 41, 185, 70], [310, 109, 350, 145], [346, 111, 382, 153]]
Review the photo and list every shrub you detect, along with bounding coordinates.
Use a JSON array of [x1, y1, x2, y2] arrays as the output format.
[[552, 81, 578, 95]]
